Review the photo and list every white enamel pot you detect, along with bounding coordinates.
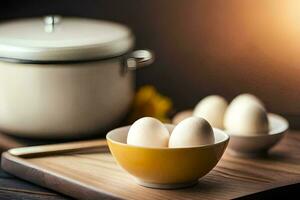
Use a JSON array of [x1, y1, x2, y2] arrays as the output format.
[[0, 16, 154, 139]]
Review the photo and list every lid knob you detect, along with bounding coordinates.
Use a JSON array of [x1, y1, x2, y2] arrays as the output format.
[[44, 15, 61, 32], [44, 15, 61, 25]]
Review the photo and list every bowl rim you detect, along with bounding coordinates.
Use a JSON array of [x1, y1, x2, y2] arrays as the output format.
[[226, 113, 289, 138], [106, 125, 230, 150]]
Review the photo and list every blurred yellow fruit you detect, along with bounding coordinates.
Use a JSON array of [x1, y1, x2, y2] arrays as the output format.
[[128, 86, 172, 123]]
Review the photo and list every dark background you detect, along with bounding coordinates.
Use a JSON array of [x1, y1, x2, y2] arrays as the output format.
[[1, 0, 300, 120]]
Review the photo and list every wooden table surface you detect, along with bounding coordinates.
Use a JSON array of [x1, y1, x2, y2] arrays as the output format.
[[1, 131, 300, 200]]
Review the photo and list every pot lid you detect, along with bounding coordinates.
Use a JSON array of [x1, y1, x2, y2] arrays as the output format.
[[0, 16, 134, 62]]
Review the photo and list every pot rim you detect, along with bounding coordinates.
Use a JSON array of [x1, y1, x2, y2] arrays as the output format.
[[0, 49, 155, 72], [0, 50, 130, 65]]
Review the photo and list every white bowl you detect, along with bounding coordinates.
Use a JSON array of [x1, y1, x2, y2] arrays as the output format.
[[227, 113, 289, 157]]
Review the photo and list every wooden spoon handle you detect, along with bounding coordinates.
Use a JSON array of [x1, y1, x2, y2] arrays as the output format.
[[8, 139, 108, 158]]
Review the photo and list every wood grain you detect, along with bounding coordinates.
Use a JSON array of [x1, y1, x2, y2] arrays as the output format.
[[0, 168, 70, 200], [2, 133, 300, 200]]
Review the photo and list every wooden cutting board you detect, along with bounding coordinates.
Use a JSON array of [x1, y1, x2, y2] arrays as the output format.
[[1, 132, 300, 200]]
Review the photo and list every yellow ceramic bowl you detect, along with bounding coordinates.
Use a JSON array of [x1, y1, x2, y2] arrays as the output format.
[[106, 125, 229, 189]]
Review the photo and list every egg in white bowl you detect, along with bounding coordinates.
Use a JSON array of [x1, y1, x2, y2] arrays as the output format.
[[193, 95, 228, 129], [230, 93, 265, 108], [224, 101, 269, 136], [224, 94, 288, 156], [227, 113, 288, 157]]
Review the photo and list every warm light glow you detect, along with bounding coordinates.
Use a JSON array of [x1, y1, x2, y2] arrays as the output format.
[[240, 0, 300, 67], [179, 0, 300, 114], [280, 0, 300, 32]]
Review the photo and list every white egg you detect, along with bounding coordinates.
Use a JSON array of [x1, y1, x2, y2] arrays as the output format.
[[127, 117, 170, 147], [169, 117, 215, 148], [230, 93, 265, 108], [193, 95, 228, 129], [224, 100, 269, 136]]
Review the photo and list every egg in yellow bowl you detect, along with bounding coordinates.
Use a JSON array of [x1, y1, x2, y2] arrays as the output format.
[[106, 124, 229, 189]]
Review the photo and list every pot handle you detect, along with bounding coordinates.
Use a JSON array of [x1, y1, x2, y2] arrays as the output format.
[[123, 50, 154, 72]]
